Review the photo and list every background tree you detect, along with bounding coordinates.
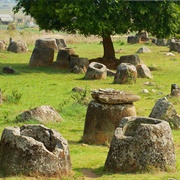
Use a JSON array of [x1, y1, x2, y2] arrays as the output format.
[[14, 0, 180, 68]]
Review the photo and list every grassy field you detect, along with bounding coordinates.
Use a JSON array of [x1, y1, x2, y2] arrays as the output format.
[[0, 29, 180, 179]]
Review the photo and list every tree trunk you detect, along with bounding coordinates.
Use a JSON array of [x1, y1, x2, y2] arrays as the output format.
[[102, 36, 116, 60]]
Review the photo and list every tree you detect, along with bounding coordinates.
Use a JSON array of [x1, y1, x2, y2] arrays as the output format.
[[14, 0, 180, 68]]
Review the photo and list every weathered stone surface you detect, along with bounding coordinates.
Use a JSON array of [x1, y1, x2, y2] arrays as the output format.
[[0, 40, 6, 50], [72, 87, 85, 92], [7, 40, 28, 53], [0, 124, 71, 177], [119, 55, 141, 66], [2, 66, 15, 74], [56, 48, 76, 61], [149, 97, 180, 129], [82, 100, 136, 145], [16, 105, 63, 123], [35, 38, 58, 50], [91, 89, 140, 104], [136, 46, 151, 53], [69, 56, 89, 73], [85, 62, 107, 80], [114, 63, 137, 84], [156, 39, 167, 46], [171, 89, 180, 98], [171, 84, 180, 97], [56, 39, 67, 49], [104, 116, 176, 172], [170, 42, 180, 52], [71, 65, 87, 74], [29, 47, 54, 67], [29, 38, 58, 67], [136, 64, 153, 79], [127, 36, 137, 44], [56, 49, 70, 61], [127, 32, 148, 44]]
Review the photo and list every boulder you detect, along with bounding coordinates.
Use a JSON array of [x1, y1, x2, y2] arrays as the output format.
[[127, 36, 137, 44], [7, 40, 28, 53], [136, 46, 151, 53], [91, 89, 140, 104], [0, 124, 71, 177], [0, 40, 6, 50], [85, 62, 107, 80], [119, 54, 141, 66], [170, 42, 180, 52], [136, 64, 153, 79], [127, 32, 148, 44], [104, 117, 176, 172], [2, 66, 15, 74], [114, 63, 137, 84], [149, 97, 180, 129], [82, 100, 136, 145], [156, 39, 167, 46], [16, 105, 63, 123]]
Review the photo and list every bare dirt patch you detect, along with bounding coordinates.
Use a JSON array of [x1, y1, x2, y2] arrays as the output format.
[[82, 169, 101, 179]]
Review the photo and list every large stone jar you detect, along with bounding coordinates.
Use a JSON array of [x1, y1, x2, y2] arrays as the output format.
[[0, 124, 71, 177], [104, 116, 176, 172], [82, 89, 140, 145], [29, 38, 57, 67]]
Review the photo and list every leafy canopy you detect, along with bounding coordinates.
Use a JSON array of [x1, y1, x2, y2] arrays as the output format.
[[14, 0, 180, 38]]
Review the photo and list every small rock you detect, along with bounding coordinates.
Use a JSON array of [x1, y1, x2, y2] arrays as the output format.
[[72, 87, 85, 92], [137, 46, 151, 53], [16, 105, 62, 123], [166, 52, 175, 56], [141, 89, 149, 93], [2, 66, 15, 74]]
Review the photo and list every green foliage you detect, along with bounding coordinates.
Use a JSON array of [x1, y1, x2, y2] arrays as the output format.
[[14, 1, 180, 39], [71, 87, 90, 105], [13, 0, 180, 60], [5, 90, 22, 104]]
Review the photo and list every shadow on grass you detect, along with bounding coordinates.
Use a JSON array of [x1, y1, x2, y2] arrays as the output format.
[[74, 166, 144, 179], [0, 62, 71, 75], [74, 166, 132, 179]]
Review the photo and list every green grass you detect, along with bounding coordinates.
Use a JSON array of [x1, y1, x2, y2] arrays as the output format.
[[0, 37, 180, 180]]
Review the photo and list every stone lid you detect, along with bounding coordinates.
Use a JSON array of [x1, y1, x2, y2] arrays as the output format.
[[91, 88, 140, 104]]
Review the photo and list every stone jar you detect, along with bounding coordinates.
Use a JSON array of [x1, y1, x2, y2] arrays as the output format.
[[82, 100, 136, 145], [0, 124, 71, 177], [104, 116, 176, 173]]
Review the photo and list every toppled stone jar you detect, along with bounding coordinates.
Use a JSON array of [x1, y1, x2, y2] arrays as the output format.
[[82, 89, 140, 145], [0, 124, 71, 177], [104, 116, 176, 172]]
